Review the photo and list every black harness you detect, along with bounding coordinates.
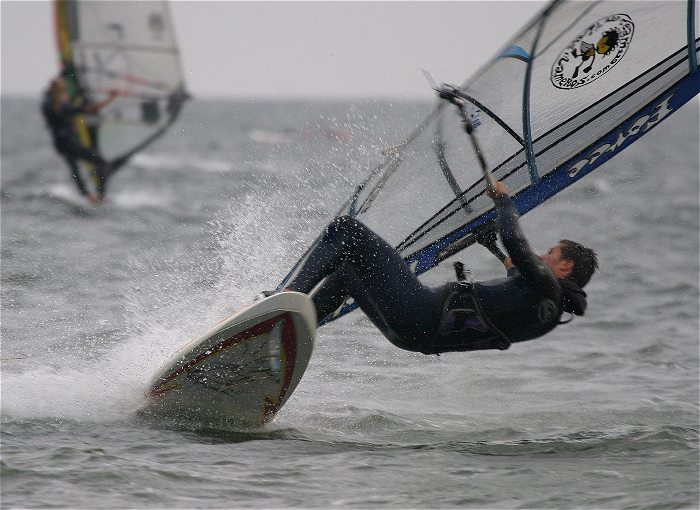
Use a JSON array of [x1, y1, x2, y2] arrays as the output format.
[[428, 262, 513, 355]]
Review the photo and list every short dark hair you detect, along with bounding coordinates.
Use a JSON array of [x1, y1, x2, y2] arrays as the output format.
[[559, 240, 598, 287]]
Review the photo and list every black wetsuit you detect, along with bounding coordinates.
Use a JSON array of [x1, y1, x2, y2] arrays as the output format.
[[41, 93, 108, 197], [287, 195, 588, 354]]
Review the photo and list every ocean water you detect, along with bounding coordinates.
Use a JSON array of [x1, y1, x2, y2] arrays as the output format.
[[1, 96, 698, 509]]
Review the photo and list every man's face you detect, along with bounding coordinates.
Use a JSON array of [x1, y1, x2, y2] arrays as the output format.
[[51, 79, 68, 100], [540, 244, 573, 278]]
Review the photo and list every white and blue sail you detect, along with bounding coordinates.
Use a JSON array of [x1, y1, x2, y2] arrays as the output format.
[[281, 0, 700, 323], [54, 0, 188, 174]]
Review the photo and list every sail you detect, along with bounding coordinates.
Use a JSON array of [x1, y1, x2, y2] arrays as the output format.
[[54, 0, 188, 169], [280, 0, 700, 323]]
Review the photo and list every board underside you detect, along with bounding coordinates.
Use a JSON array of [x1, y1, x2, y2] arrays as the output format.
[[144, 293, 316, 428]]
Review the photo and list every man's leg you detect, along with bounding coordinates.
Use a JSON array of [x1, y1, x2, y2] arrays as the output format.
[[61, 156, 89, 196], [64, 143, 108, 198], [288, 216, 444, 351]]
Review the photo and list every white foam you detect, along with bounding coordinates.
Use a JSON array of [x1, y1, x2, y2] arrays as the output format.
[[3, 160, 331, 424], [131, 153, 234, 173], [107, 187, 173, 210]]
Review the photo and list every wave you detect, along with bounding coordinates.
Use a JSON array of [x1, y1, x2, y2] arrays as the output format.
[[130, 153, 234, 173]]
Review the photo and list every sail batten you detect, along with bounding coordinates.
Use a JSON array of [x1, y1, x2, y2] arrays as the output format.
[[72, 43, 181, 55]]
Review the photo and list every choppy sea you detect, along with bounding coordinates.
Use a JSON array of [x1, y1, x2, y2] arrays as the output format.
[[1, 96, 698, 509]]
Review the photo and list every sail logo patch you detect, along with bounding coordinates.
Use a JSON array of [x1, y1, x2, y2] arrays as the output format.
[[551, 14, 634, 90], [148, 13, 165, 40]]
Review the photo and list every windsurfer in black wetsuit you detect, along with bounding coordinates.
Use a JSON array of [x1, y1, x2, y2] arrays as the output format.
[[41, 77, 118, 203], [281, 181, 598, 354]]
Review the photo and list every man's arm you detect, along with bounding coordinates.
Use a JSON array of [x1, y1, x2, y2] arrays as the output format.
[[82, 90, 119, 114], [502, 256, 515, 271], [487, 182, 560, 297]]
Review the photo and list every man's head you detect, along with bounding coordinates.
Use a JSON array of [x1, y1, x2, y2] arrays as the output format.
[[541, 240, 598, 287], [48, 78, 68, 101]]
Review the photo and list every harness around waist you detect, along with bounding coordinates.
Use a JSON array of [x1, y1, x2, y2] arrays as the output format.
[[436, 282, 512, 352]]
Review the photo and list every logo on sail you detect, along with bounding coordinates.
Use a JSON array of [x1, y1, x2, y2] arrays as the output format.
[[551, 14, 634, 90], [149, 13, 165, 40]]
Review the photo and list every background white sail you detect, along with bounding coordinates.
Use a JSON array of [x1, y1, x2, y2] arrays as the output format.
[[55, 0, 188, 166]]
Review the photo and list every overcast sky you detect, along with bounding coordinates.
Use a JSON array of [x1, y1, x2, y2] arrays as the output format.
[[1, 1, 545, 99]]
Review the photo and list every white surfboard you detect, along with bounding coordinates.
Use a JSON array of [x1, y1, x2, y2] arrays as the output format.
[[144, 292, 316, 428]]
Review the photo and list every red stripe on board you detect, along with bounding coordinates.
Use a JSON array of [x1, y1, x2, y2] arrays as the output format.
[[149, 312, 297, 403], [261, 317, 298, 423]]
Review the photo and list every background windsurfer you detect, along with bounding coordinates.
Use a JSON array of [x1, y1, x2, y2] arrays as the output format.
[[281, 181, 598, 354], [41, 77, 118, 203]]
